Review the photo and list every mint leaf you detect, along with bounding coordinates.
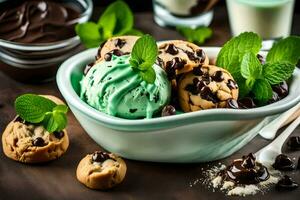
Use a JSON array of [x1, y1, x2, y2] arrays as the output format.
[[240, 52, 262, 80], [266, 36, 300, 65], [130, 35, 158, 84], [98, 0, 133, 36], [15, 94, 56, 123], [177, 26, 212, 45], [75, 22, 102, 48], [263, 61, 295, 85], [98, 12, 116, 39], [216, 32, 262, 81], [43, 113, 58, 133], [252, 79, 273, 103], [53, 111, 68, 131], [124, 29, 144, 36], [53, 105, 68, 114]]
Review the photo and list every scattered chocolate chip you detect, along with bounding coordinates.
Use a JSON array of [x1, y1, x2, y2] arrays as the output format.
[[227, 79, 238, 89], [114, 38, 126, 48], [165, 44, 179, 55], [92, 151, 111, 163], [256, 54, 265, 64], [33, 137, 45, 147], [129, 108, 137, 113], [83, 62, 94, 75], [192, 66, 203, 76], [227, 99, 239, 109], [287, 136, 300, 150], [161, 105, 176, 117], [238, 97, 256, 109], [276, 175, 298, 191], [200, 86, 219, 103], [196, 49, 206, 62], [272, 154, 295, 171], [212, 71, 224, 82], [272, 81, 288, 98], [241, 153, 256, 169], [53, 131, 64, 139]]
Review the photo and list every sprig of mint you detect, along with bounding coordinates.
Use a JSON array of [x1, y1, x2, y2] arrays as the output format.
[[176, 26, 212, 45], [129, 34, 158, 84], [216, 32, 299, 104], [76, 0, 143, 48], [15, 94, 69, 133]]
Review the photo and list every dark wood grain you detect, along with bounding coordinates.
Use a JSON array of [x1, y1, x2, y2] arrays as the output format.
[[0, 6, 300, 200]]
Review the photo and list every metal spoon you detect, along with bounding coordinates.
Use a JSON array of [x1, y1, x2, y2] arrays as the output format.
[[255, 114, 300, 164]]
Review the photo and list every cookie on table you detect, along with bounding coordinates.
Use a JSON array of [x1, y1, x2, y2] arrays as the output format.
[[96, 35, 140, 62], [157, 40, 209, 88], [2, 95, 69, 163], [76, 151, 127, 190], [178, 65, 239, 112]]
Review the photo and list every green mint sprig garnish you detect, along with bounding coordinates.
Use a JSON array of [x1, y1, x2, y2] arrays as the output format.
[[15, 94, 68, 133], [176, 26, 213, 45], [75, 0, 143, 48], [129, 34, 158, 84], [216, 32, 300, 104]]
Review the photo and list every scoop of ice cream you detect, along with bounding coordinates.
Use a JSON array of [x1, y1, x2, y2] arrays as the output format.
[[80, 55, 171, 119], [178, 65, 238, 112]]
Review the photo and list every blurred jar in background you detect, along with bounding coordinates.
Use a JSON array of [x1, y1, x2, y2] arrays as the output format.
[[153, 0, 219, 28], [226, 0, 295, 39]]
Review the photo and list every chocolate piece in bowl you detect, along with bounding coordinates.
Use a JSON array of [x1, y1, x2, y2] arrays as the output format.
[[178, 65, 238, 112]]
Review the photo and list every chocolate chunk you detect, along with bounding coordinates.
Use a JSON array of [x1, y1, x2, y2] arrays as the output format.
[[185, 84, 199, 95], [53, 131, 64, 139], [165, 44, 179, 55], [212, 71, 224, 82], [227, 99, 239, 109], [161, 105, 176, 117], [276, 175, 298, 191], [92, 151, 111, 163], [96, 40, 107, 59], [287, 136, 300, 150], [272, 154, 295, 171], [256, 54, 265, 64], [227, 79, 238, 89], [200, 86, 219, 103], [192, 67, 203, 76], [272, 81, 288, 98], [196, 49, 206, 62], [114, 38, 126, 48], [104, 53, 113, 61], [241, 153, 256, 169], [238, 97, 256, 109], [14, 116, 30, 125], [83, 62, 94, 75], [202, 73, 211, 84], [268, 91, 280, 103], [33, 137, 45, 147], [129, 108, 137, 113], [186, 51, 198, 62], [104, 49, 126, 61], [168, 57, 187, 70]]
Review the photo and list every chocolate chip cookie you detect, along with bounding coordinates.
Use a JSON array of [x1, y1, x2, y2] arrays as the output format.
[[178, 65, 239, 112], [76, 151, 127, 190], [2, 95, 69, 163]]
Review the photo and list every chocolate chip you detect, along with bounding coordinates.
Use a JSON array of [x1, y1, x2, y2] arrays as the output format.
[[129, 108, 137, 113], [272, 154, 295, 171], [104, 49, 126, 61], [212, 71, 224, 82], [227, 79, 238, 89], [14, 116, 30, 125], [268, 91, 280, 103], [83, 62, 94, 75], [92, 151, 111, 163], [200, 86, 219, 103], [227, 99, 239, 109], [156, 56, 164, 68], [33, 137, 45, 147], [241, 153, 256, 169], [186, 51, 198, 62], [238, 97, 256, 109], [272, 81, 288, 98], [192, 67, 203, 76], [104, 53, 112, 61], [161, 105, 176, 117], [170, 57, 187, 70], [53, 131, 64, 139], [287, 136, 300, 150], [276, 175, 298, 191], [114, 38, 126, 48], [96, 40, 107, 59], [165, 44, 179, 55], [196, 49, 206, 62], [202, 73, 211, 84], [185, 84, 198, 95], [256, 54, 265, 64]]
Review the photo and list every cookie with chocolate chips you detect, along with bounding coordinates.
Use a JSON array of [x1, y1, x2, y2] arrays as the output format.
[[2, 95, 69, 163], [157, 40, 209, 88], [76, 151, 127, 190], [96, 36, 139, 63], [178, 65, 238, 112]]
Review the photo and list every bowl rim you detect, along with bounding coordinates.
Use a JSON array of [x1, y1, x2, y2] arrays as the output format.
[[57, 47, 300, 131], [0, 0, 93, 51]]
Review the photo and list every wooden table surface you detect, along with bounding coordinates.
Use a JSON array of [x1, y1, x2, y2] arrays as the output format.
[[0, 6, 300, 200]]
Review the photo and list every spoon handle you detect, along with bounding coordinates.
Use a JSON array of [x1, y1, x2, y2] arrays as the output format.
[[259, 102, 300, 140]]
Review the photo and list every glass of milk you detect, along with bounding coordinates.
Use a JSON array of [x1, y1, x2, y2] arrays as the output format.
[[226, 0, 295, 39], [153, 0, 219, 28]]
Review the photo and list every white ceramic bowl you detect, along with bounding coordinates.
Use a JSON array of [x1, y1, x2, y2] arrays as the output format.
[[57, 47, 300, 163]]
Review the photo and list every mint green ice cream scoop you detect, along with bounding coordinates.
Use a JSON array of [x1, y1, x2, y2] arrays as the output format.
[[80, 55, 171, 119]]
